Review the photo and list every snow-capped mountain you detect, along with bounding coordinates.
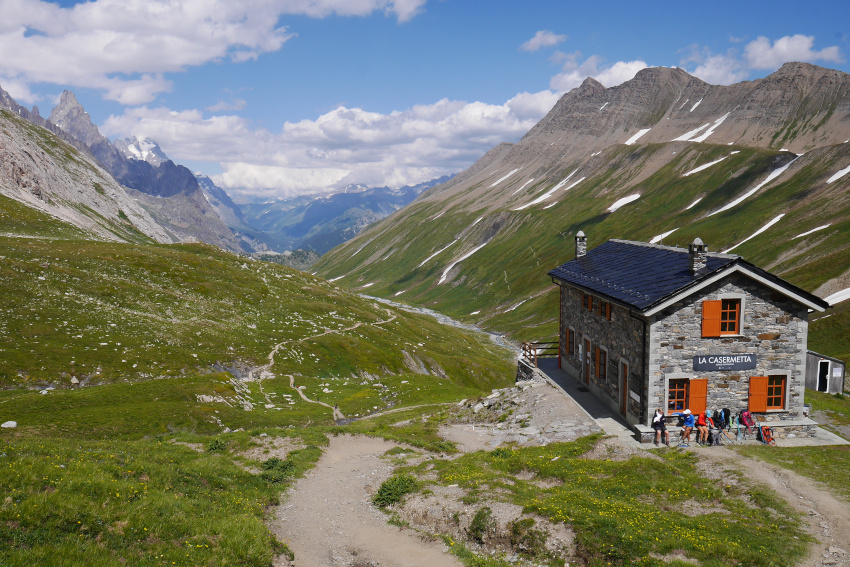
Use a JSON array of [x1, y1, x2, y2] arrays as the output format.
[[113, 136, 169, 167]]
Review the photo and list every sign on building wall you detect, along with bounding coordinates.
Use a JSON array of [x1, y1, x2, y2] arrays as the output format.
[[693, 354, 757, 371]]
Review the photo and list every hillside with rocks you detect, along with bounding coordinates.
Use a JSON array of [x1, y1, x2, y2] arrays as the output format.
[[315, 62, 850, 361], [0, 108, 170, 243]]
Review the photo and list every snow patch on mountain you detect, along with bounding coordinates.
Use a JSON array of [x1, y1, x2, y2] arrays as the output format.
[[709, 157, 799, 216], [650, 228, 678, 244], [513, 171, 582, 211], [438, 242, 489, 285], [793, 224, 830, 239], [418, 240, 458, 268], [624, 128, 651, 145], [690, 113, 730, 143], [826, 164, 850, 184], [690, 98, 703, 112], [490, 168, 521, 188], [685, 197, 703, 210], [512, 178, 535, 195], [682, 155, 729, 177], [723, 214, 785, 253], [607, 194, 640, 212]]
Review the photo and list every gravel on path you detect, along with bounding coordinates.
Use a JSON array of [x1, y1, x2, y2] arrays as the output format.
[[270, 435, 461, 567]]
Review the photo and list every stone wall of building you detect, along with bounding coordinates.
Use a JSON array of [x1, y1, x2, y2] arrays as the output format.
[[647, 273, 809, 424], [558, 283, 646, 424]]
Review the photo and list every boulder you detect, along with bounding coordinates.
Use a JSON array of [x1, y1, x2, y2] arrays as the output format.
[[1, 421, 16, 428]]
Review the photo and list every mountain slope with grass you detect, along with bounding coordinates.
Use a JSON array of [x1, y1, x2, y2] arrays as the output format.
[[0, 188, 514, 564], [314, 63, 850, 361]]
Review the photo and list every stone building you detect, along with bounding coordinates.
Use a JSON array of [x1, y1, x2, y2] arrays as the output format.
[[548, 233, 830, 440]]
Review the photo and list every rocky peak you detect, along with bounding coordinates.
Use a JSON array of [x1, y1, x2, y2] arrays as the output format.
[[114, 136, 170, 167], [49, 90, 106, 147]]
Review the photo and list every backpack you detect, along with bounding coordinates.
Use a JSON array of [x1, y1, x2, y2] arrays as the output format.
[[759, 426, 776, 445], [740, 411, 755, 432]]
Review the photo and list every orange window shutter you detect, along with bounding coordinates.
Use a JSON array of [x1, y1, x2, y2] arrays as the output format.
[[689, 378, 708, 414], [606, 303, 612, 320], [702, 300, 722, 337], [594, 347, 600, 376], [749, 376, 768, 412]]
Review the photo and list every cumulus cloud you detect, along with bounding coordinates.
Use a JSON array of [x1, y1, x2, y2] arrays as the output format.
[[0, 0, 427, 104], [744, 34, 843, 69], [520, 30, 567, 52], [550, 54, 647, 92], [683, 34, 843, 85], [102, 90, 559, 198]]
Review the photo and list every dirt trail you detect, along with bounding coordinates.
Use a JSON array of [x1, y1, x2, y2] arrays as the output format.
[[270, 435, 460, 567], [691, 447, 850, 567]]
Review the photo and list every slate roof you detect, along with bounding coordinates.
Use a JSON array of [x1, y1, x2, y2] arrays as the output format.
[[548, 239, 830, 313]]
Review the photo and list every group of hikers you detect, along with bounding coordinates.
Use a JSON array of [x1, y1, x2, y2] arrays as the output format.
[[651, 408, 723, 447]]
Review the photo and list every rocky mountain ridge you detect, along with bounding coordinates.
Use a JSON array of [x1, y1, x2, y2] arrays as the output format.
[[315, 62, 850, 361]]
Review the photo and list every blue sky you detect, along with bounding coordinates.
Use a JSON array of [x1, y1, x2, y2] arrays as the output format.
[[1, 0, 848, 200]]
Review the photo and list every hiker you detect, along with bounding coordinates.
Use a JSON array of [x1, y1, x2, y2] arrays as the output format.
[[652, 408, 669, 446], [674, 409, 694, 446], [696, 410, 715, 445]]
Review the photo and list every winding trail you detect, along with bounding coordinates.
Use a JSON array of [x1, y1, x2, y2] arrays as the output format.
[[271, 435, 461, 567], [254, 311, 398, 421]]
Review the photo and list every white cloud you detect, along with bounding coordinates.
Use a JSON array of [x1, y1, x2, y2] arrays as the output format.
[[550, 54, 647, 92], [691, 52, 749, 85], [0, 0, 427, 104], [520, 30, 567, 52], [745, 34, 843, 69], [684, 34, 843, 85], [102, 90, 558, 198]]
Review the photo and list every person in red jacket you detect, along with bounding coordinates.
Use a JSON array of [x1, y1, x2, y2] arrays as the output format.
[[696, 410, 715, 445]]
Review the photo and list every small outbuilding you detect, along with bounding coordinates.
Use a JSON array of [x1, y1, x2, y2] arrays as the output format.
[[548, 233, 830, 442], [805, 351, 846, 394]]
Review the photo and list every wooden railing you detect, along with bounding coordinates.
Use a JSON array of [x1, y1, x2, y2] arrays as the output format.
[[521, 341, 559, 368]]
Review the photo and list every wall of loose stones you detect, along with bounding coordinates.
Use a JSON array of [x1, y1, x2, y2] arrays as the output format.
[[648, 273, 808, 423], [559, 283, 646, 424]]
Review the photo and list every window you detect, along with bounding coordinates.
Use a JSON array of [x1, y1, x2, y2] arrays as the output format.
[[751, 375, 786, 411], [582, 293, 589, 309], [667, 378, 707, 413], [599, 300, 611, 320], [720, 299, 740, 334], [749, 376, 787, 412], [568, 329, 575, 356], [767, 376, 785, 410], [668, 379, 688, 412], [594, 347, 607, 382], [702, 299, 741, 337]]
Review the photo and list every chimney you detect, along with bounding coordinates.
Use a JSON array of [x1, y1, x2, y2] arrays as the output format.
[[575, 231, 587, 258], [689, 237, 707, 275]]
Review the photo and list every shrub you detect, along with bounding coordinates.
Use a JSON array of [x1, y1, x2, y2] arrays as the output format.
[[260, 457, 295, 483], [467, 506, 493, 544], [207, 438, 226, 452], [372, 473, 417, 508]]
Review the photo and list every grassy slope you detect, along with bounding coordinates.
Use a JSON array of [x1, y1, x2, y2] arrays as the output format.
[[315, 142, 850, 361], [0, 202, 515, 565]]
